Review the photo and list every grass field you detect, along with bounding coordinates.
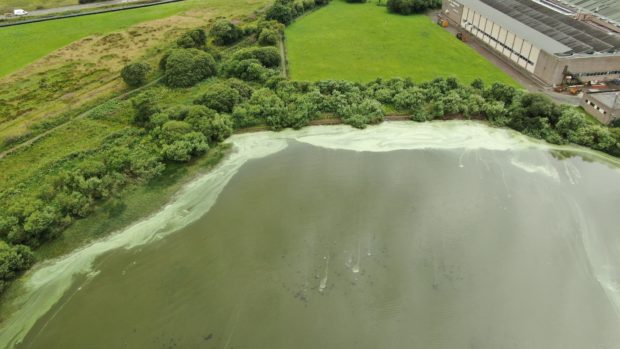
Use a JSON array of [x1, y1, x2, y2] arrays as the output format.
[[0, 1, 198, 77], [286, 0, 518, 85]]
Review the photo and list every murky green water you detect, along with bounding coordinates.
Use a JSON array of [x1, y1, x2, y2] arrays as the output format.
[[4, 123, 620, 349]]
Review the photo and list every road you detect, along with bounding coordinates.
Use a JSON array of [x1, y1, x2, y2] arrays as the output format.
[[1, 0, 147, 20]]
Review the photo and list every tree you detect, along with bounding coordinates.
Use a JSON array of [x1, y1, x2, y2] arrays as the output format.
[[0, 242, 34, 294], [231, 47, 281, 68], [194, 83, 242, 113], [222, 59, 277, 82], [176, 28, 207, 48], [210, 20, 243, 46], [161, 132, 209, 162], [183, 106, 234, 143], [337, 98, 384, 128], [162, 49, 217, 88], [387, 0, 442, 15], [258, 29, 279, 46], [471, 78, 485, 90], [484, 82, 519, 106], [132, 90, 161, 126], [266, 3, 294, 25], [121, 62, 151, 87]]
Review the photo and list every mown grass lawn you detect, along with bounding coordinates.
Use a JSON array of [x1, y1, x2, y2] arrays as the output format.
[[286, 0, 518, 86]]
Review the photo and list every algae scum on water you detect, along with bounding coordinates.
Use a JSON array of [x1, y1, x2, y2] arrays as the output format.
[[3, 122, 620, 349]]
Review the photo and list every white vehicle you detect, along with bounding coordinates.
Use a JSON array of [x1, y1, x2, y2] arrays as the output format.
[[13, 9, 28, 16]]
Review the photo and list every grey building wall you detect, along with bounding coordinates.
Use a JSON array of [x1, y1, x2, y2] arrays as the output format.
[[580, 93, 619, 124], [535, 53, 620, 85], [443, 0, 464, 24]]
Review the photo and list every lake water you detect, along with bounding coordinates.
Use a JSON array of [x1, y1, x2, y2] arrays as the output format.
[[3, 122, 620, 349]]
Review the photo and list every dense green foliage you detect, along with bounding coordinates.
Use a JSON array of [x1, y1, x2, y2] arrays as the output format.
[[266, 0, 331, 25], [176, 28, 208, 49], [231, 47, 282, 68], [210, 20, 243, 46], [0, 242, 34, 294], [266, 2, 295, 25], [121, 62, 151, 87], [387, 0, 442, 14], [161, 49, 217, 88]]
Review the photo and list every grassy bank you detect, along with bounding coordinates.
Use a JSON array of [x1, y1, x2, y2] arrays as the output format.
[[286, 0, 518, 85]]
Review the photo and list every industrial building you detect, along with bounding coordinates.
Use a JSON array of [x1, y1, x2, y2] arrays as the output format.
[[581, 90, 620, 124], [558, 0, 620, 27], [442, 0, 620, 86]]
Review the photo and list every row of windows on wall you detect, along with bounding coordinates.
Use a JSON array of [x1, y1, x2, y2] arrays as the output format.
[[464, 22, 535, 66], [584, 99, 607, 114], [575, 70, 620, 78]]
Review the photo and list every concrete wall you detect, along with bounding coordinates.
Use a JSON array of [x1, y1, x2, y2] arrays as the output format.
[[535, 53, 620, 85], [580, 94, 617, 124], [443, 0, 464, 24]]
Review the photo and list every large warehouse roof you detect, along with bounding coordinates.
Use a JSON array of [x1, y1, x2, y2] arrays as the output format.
[[480, 0, 620, 54], [560, 0, 620, 24], [457, 0, 572, 54]]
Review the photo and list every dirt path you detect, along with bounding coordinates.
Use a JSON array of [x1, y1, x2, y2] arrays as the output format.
[[279, 34, 288, 78], [0, 78, 161, 160]]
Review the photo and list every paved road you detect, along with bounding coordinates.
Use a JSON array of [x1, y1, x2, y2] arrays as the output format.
[[1, 0, 145, 20]]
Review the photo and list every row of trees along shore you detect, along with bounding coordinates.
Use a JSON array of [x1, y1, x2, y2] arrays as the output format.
[[2, 0, 619, 296]]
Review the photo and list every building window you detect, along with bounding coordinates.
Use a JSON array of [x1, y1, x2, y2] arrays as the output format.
[[465, 20, 535, 66]]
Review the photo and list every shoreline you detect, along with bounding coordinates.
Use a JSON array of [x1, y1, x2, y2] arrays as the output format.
[[1, 120, 619, 348]]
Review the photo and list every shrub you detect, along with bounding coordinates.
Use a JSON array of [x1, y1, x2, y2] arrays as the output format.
[[226, 78, 254, 99], [194, 83, 243, 113], [257, 19, 285, 35], [121, 62, 151, 87], [210, 19, 243, 46], [183, 106, 234, 143], [0, 242, 34, 294], [387, 0, 442, 14], [338, 98, 384, 128], [176, 28, 207, 49], [302, 0, 317, 10], [162, 49, 217, 88], [346, 0, 366, 3], [132, 90, 161, 126], [222, 59, 277, 82], [266, 3, 294, 25], [161, 132, 209, 162], [231, 46, 281, 68], [258, 29, 279, 46]]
